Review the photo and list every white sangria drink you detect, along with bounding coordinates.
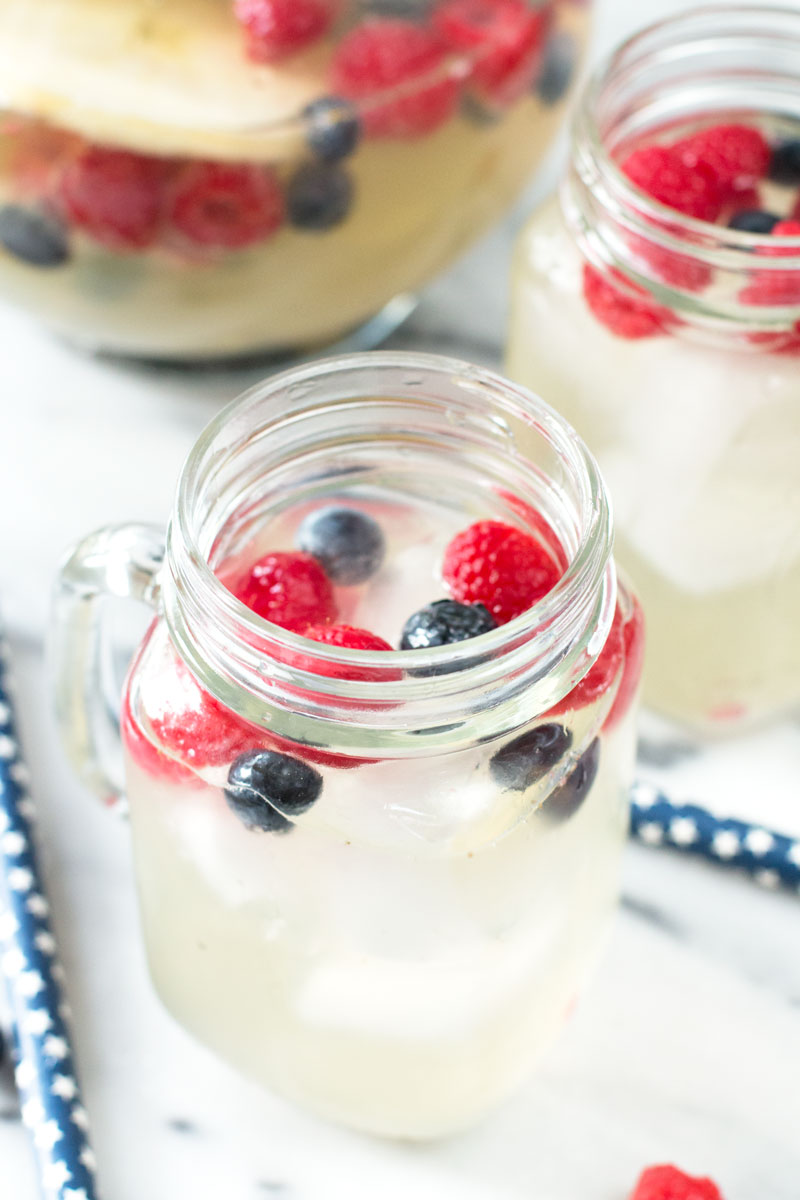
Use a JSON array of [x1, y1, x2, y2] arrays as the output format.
[[507, 7, 800, 734], [0, 0, 588, 361], [54, 354, 642, 1137]]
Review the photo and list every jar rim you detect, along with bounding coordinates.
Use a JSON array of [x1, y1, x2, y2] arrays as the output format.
[[566, 4, 800, 326], [161, 351, 616, 754]]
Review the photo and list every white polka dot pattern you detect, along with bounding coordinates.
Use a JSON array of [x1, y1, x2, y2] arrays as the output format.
[[0, 628, 98, 1200], [631, 782, 800, 893]]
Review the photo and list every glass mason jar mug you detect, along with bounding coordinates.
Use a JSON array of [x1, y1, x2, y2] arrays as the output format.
[[53, 353, 642, 1138], [508, 6, 800, 735], [0, 0, 588, 361]]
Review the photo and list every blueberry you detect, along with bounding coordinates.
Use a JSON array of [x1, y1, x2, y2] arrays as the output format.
[[0, 205, 70, 267], [304, 96, 362, 162], [401, 600, 496, 650], [728, 209, 781, 234], [296, 505, 385, 585], [400, 599, 497, 676], [225, 750, 322, 833], [769, 139, 800, 185], [364, 0, 435, 15], [541, 738, 600, 824], [489, 723, 573, 792], [536, 32, 578, 107], [287, 163, 354, 231]]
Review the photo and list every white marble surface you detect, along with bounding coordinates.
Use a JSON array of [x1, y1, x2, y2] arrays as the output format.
[[2, 1, 800, 1197]]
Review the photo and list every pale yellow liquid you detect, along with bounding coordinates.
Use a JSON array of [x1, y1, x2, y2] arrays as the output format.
[[507, 199, 800, 733], [125, 692, 634, 1138]]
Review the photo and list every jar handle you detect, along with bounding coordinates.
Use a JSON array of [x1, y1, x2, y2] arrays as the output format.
[[51, 524, 165, 814]]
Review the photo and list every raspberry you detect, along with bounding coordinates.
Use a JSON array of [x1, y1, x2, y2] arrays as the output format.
[[58, 146, 169, 250], [747, 314, 800, 353], [603, 594, 645, 731], [233, 0, 335, 62], [269, 623, 399, 770], [330, 19, 460, 137], [629, 1164, 724, 1200], [677, 123, 771, 192], [433, 0, 549, 106], [771, 219, 800, 236], [122, 661, 262, 780], [495, 490, 568, 572], [442, 520, 563, 624], [621, 145, 724, 222], [546, 601, 625, 719], [121, 691, 192, 783], [233, 552, 337, 630], [739, 218, 800, 306], [582, 263, 674, 339], [297, 623, 400, 681], [726, 183, 762, 213], [630, 236, 712, 293], [167, 162, 284, 250], [619, 143, 718, 288]]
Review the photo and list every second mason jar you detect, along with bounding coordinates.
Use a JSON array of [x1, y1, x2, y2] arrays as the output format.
[[508, 6, 800, 734], [53, 353, 642, 1138]]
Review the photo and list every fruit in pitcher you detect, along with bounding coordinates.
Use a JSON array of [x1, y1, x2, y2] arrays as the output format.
[[234, 0, 336, 62], [58, 146, 169, 250], [433, 0, 549, 106], [330, 19, 460, 137], [0, 204, 70, 267], [167, 161, 285, 250]]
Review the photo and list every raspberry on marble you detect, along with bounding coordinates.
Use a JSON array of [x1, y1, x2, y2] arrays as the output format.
[[629, 1164, 724, 1200]]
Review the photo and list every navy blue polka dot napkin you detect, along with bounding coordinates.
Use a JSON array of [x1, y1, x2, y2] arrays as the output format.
[[631, 781, 800, 892], [0, 625, 99, 1200]]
